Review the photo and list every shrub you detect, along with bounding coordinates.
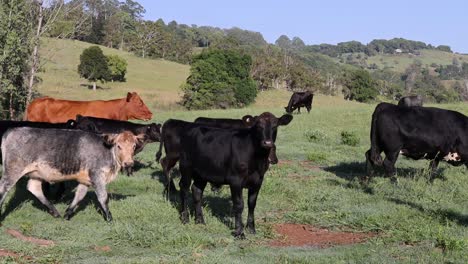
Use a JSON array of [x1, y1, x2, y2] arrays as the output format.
[[107, 54, 127, 82], [304, 129, 328, 143], [181, 49, 257, 110], [340, 130, 360, 146], [77, 46, 110, 90]]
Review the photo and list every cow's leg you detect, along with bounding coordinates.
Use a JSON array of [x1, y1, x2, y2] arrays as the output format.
[[306, 105, 311, 113], [230, 185, 245, 238], [94, 177, 112, 222], [191, 179, 207, 224], [428, 159, 440, 182], [27, 178, 60, 218], [246, 185, 260, 234], [178, 164, 192, 224], [365, 150, 374, 178], [297, 107, 301, 114], [64, 184, 88, 220], [0, 169, 24, 217], [161, 156, 178, 194], [383, 150, 399, 182]]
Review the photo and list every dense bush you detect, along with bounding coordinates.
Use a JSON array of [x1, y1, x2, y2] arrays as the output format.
[[78, 46, 111, 90], [107, 54, 128, 82], [181, 49, 257, 109], [342, 69, 378, 102], [340, 131, 360, 146]]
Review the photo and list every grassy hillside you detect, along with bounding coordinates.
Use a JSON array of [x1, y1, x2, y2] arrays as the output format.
[[366, 49, 468, 73], [38, 38, 190, 110]]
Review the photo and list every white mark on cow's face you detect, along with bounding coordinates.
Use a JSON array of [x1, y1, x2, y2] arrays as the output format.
[[443, 152, 461, 162]]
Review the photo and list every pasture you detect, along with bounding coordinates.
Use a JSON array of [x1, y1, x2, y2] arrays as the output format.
[[1, 93, 468, 263]]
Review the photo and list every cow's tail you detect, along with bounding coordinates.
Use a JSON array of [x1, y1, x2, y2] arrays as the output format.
[[155, 133, 164, 162], [368, 104, 383, 166]]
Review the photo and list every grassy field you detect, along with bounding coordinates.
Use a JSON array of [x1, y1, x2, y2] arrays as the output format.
[[37, 38, 190, 110], [1, 95, 468, 263], [366, 49, 468, 73], [2, 38, 468, 263]]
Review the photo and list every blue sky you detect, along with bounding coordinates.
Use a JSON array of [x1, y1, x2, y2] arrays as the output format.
[[139, 0, 468, 53]]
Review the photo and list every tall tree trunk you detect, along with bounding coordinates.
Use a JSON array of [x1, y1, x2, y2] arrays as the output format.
[[93, 82, 96, 91], [27, 0, 44, 106], [9, 92, 14, 120]]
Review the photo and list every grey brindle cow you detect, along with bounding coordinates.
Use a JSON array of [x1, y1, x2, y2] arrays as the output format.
[[0, 127, 142, 221]]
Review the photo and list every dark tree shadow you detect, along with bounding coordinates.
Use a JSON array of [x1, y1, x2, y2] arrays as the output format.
[[388, 197, 468, 227], [0, 178, 134, 222], [80, 84, 110, 90]]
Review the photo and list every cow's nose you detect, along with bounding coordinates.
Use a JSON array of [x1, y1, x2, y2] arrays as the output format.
[[262, 140, 274, 148]]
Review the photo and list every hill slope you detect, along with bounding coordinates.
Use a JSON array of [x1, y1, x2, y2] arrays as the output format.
[[38, 38, 190, 110]]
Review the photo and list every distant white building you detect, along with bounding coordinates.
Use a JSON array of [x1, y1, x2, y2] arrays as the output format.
[[395, 49, 402, 53]]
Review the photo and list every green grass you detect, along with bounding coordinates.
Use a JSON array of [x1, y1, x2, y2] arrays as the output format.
[[38, 38, 190, 110], [2, 38, 468, 262], [366, 49, 468, 72], [1, 101, 468, 263]]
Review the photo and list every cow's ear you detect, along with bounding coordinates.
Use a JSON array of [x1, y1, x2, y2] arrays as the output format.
[[135, 134, 147, 144], [278, 114, 293, 126], [76, 114, 83, 121], [102, 134, 117, 148], [242, 115, 255, 126], [126, 92, 133, 102]]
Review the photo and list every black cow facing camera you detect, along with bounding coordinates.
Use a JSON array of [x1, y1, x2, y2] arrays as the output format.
[[178, 112, 292, 238]]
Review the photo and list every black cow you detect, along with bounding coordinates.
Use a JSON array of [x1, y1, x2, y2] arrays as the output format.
[[0, 128, 142, 221], [365, 102, 468, 182], [75, 115, 161, 155], [398, 95, 423, 107], [284, 91, 313, 114], [177, 112, 292, 238], [155, 115, 279, 194], [194, 116, 279, 164]]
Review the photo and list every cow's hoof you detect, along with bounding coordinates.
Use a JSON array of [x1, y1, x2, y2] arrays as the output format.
[[105, 212, 113, 222], [195, 218, 206, 225], [232, 231, 246, 239], [50, 210, 61, 218], [180, 213, 189, 224], [390, 176, 399, 185]]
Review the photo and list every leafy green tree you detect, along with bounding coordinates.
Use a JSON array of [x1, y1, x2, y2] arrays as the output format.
[[77, 46, 110, 90], [182, 49, 257, 109], [275, 35, 292, 49], [106, 54, 127, 81], [343, 69, 378, 102], [0, 0, 33, 119]]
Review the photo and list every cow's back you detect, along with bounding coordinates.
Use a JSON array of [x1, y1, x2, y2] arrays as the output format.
[[26, 97, 125, 123], [2, 127, 113, 175]]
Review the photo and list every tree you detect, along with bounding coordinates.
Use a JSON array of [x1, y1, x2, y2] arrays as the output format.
[[275, 35, 291, 50], [342, 69, 378, 102], [106, 54, 127, 81], [77, 46, 110, 90], [182, 49, 257, 109], [0, 0, 33, 119]]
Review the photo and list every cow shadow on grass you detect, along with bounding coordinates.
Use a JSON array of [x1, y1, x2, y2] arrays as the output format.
[[0, 178, 133, 222], [387, 197, 468, 227], [130, 160, 154, 174], [204, 193, 233, 228], [324, 161, 442, 182]]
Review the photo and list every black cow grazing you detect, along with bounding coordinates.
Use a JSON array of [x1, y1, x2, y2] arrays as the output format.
[[284, 91, 314, 114], [398, 95, 423, 107], [178, 112, 292, 238], [365, 102, 468, 182], [0, 128, 143, 221]]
